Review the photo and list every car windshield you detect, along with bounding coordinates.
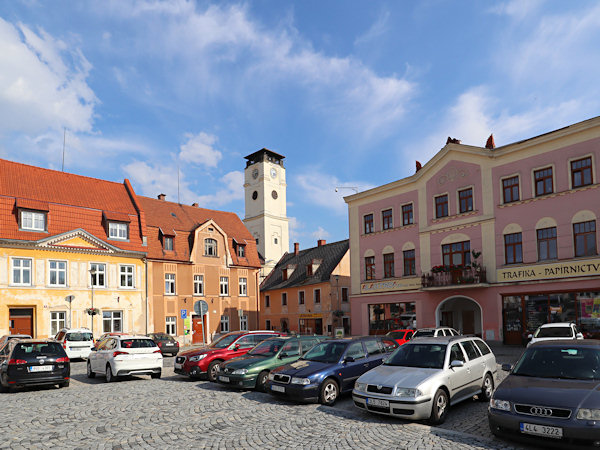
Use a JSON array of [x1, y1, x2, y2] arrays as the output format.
[[13, 342, 64, 358], [513, 347, 600, 380], [66, 332, 93, 341], [534, 327, 573, 338], [386, 331, 406, 340], [302, 342, 347, 363], [120, 339, 157, 349], [413, 330, 434, 338], [248, 338, 285, 356], [209, 333, 243, 349], [385, 343, 447, 369]]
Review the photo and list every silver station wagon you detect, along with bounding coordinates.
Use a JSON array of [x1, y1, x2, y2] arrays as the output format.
[[352, 335, 497, 424]]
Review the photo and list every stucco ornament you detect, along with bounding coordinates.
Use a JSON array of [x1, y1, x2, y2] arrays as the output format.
[[438, 167, 468, 185]]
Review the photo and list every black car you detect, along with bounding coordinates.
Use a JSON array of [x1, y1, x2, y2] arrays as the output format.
[[489, 339, 600, 449], [147, 333, 180, 357], [0, 339, 70, 392]]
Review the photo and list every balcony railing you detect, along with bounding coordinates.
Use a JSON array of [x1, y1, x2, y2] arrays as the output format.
[[421, 266, 487, 288]]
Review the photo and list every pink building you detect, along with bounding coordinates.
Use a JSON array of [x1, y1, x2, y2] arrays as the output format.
[[345, 116, 600, 344]]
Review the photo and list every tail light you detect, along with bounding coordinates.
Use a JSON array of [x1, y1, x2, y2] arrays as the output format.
[[63, 342, 67, 349], [8, 359, 27, 365], [56, 357, 69, 363], [153, 349, 162, 354], [112, 351, 128, 357], [157, 342, 163, 347]]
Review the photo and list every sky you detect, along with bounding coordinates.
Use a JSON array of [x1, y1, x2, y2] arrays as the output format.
[[1, 0, 600, 251]]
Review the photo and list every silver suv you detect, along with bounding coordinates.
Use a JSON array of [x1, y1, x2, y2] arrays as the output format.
[[352, 335, 496, 424]]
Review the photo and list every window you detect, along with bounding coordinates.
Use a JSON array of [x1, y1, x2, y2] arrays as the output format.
[[108, 222, 128, 240], [205, 238, 217, 256], [164, 236, 173, 251], [341, 287, 349, 302], [193, 274, 204, 295], [537, 227, 557, 261], [383, 253, 394, 278], [298, 291, 305, 305], [265, 319, 271, 330], [239, 277, 247, 296], [237, 245, 245, 258], [504, 233, 523, 264], [574, 221, 597, 257], [572, 157, 593, 188], [119, 265, 135, 288], [50, 311, 66, 336], [265, 295, 270, 308], [240, 315, 248, 331], [11, 258, 32, 286], [49, 260, 67, 286], [220, 276, 229, 296], [458, 188, 473, 213], [166, 316, 176, 336], [21, 210, 45, 231], [403, 250, 416, 276], [450, 344, 466, 363], [382, 209, 393, 230], [281, 293, 287, 306], [364, 214, 374, 234], [165, 273, 176, 294], [90, 263, 106, 288], [502, 176, 520, 203], [282, 268, 288, 281], [365, 256, 375, 280], [442, 241, 471, 266], [314, 289, 321, 304], [435, 195, 449, 218], [534, 167, 553, 196], [461, 340, 481, 360], [220, 315, 230, 333], [346, 342, 366, 360], [402, 204, 413, 226], [274, 237, 278, 244], [102, 311, 122, 333]]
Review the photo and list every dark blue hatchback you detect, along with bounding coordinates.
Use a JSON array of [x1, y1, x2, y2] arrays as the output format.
[[267, 336, 398, 405]]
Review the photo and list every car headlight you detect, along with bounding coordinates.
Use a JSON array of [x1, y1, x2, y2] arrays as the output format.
[[354, 382, 367, 392], [291, 377, 311, 385], [490, 398, 511, 411], [394, 388, 422, 398], [577, 408, 600, 420], [232, 368, 248, 375], [189, 354, 207, 362], [268, 373, 276, 381]]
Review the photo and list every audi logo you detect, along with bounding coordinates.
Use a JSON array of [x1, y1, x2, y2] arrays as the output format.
[[530, 407, 553, 416]]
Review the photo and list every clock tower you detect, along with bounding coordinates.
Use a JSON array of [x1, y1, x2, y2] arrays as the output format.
[[243, 148, 289, 280]]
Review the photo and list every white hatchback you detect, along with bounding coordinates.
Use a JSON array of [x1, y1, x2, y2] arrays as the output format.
[[527, 322, 584, 347], [54, 328, 95, 360], [86, 335, 163, 382]]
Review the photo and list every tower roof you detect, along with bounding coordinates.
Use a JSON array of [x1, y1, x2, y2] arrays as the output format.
[[244, 148, 285, 167]]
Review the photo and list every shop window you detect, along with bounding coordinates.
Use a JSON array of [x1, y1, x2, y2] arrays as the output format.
[[504, 233, 523, 264], [383, 253, 394, 278], [458, 188, 473, 213], [402, 204, 413, 226], [435, 195, 449, 218], [382, 209, 393, 230], [571, 157, 593, 188], [442, 241, 470, 266], [364, 214, 374, 234], [574, 220, 597, 257], [368, 302, 416, 334], [537, 227, 557, 261], [365, 256, 375, 280], [534, 167, 553, 196], [403, 250, 415, 276]]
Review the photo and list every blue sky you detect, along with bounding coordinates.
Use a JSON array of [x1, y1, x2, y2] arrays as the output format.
[[1, 1, 599, 251]]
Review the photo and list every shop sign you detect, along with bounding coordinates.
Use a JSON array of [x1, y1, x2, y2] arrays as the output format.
[[299, 313, 323, 319], [497, 258, 600, 282], [361, 278, 421, 293]]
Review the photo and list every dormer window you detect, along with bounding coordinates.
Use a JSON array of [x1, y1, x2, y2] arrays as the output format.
[[108, 222, 128, 240], [306, 265, 313, 276], [164, 236, 173, 251], [21, 210, 46, 231], [307, 259, 321, 276], [237, 245, 245, 258], [205, 238, 217, 256]]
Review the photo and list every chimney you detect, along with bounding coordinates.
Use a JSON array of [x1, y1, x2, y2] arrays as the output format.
[[191, 202, 198, 207], [317, 239, 326, 247], [294, 242, 299, 255], [157, 193, 166, 201], [416, 161, 422, 172], [485, 134, 496, 149]]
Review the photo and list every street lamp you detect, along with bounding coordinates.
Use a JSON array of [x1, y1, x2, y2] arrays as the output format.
[[89, 268, 97, 336]]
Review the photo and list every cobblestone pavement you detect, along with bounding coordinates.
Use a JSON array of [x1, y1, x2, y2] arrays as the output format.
[[0, 354, 533, 450]]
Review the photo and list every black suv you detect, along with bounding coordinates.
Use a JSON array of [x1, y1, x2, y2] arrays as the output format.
[[147, 333, 180, 357]]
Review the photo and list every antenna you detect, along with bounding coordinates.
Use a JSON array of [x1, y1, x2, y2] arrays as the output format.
[[61, 128, 66, 171]]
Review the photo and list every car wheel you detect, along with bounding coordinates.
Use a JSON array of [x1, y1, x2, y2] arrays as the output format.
[[479, 373, 494, 402], [151, 370, 161, 379], [105, 364, 115, 383], [319, 379, 339, 406], [86, 361, 96, 378], [429, 389, 449, 424], [207, 360, 221, 382], [256, 371, 269, 392]]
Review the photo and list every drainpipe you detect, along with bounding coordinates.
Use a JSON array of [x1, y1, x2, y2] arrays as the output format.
[[256, 269, 260, 330], [144, 257, 148, 335]]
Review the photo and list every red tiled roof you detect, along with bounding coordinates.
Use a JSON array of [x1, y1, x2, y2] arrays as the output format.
[[103, 211, 131, 222], [15, 198, 49, 211]]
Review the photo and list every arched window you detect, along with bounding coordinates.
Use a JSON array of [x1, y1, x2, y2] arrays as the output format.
[[205, 238, 217, 256]]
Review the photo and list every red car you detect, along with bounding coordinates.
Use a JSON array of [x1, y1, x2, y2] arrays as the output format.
[[174, 330, 284, 381], [385, 329, 414, 346]]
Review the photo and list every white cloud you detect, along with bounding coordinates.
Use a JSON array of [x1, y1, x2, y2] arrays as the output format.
[[179, 132, 222, 168], [489, 0, 544, 20], [354, 10, 390, 46], [194, 170, 244, 207], [122, 160, 196, 204], [310, 226, 331, 241]]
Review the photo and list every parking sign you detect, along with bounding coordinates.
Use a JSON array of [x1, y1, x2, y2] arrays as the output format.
[[180, 309, 187, 319]]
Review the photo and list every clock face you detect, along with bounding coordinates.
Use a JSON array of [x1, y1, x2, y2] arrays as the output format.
[[271, 190, 278, 199], [252, 191, 258, 200], [270, 168, 277, 179], [252, 169, 259, 179]]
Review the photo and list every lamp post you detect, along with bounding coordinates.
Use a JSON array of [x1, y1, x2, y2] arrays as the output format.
[[89, 268, 97, 336]]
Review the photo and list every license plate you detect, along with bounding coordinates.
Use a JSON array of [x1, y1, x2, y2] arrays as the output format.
[[520, 422, 563, 438], [271, 385, 285, 393], [28, 365, 53, 373], [367, 398, 389, 407], [174, 363, 182, 369], [219, 376, 230, 382]]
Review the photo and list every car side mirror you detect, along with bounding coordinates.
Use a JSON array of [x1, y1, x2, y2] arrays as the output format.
[[450, 360, 464, 368], [344, 356, 355, 363], [576, 332, 583, 339], [501, 363, 512, 372], [234, 344, 240, 351], [527, 334, 533, 339], [90, 347, 97, 351]]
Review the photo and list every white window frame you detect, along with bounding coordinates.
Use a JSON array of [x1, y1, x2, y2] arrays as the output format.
[[102, 310, 123, 333], [220, 276, 229, 296], [166, 316, 177, 336], [240, 315, 248, 331], [237, 245, 245, 257], [11, 257, 32, 286], [220, 315, 230, 333], [239, 277, 247, 296], [50, 311, 67, 336], [193, 274, 204, 296], [165, 273, 176, 295], [21, 210, 46, 231], [205, 238, 217, 256], [108, 222, 128, 240], [48, 260, 67, 287], [90, 263, 106, 288], [164, 236, 173, 251], [119, 264, 135, 289]]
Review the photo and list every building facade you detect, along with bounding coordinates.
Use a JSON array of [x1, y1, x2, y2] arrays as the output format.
[[0, 159, 148, 339], [346, 116, 600, 344], [260, 240, 351, 336], [139, 195, 261, 345]]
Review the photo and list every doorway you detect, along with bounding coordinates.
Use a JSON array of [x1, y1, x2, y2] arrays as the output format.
[[9, 308, 34, 336], [436, 297, 482, 337], [192, 315, 207, 344]]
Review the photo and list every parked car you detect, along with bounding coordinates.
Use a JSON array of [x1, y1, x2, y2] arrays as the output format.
[[527, 322, 583, 347], [175, 330, 283, 381], [147, 332, 179, 357], [0, 334, 32, 351], [86, 335, 162, 382], [267, 336, 398, 405], [94, 332, 128, 349], [0, 339, 70, 392], [353, 335, 496, 424], [412, 327, 460, 338], [54, 328, 95, 360], [489, 340, 600, 448], [385, 329, 414, 346], [216, 335, 327, 391]]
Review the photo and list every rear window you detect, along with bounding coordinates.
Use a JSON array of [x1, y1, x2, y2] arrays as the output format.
[[461, 340, 481, 360], [473, 339, 491, 355], [151, 334, 171, 341], [386, 331, 406, 340], [66, 332, 93, 342], [119, 339, 157, 349], [13, 342, 65, 358], [535, 326, 573, 338], [413, 330, 434, 338]]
